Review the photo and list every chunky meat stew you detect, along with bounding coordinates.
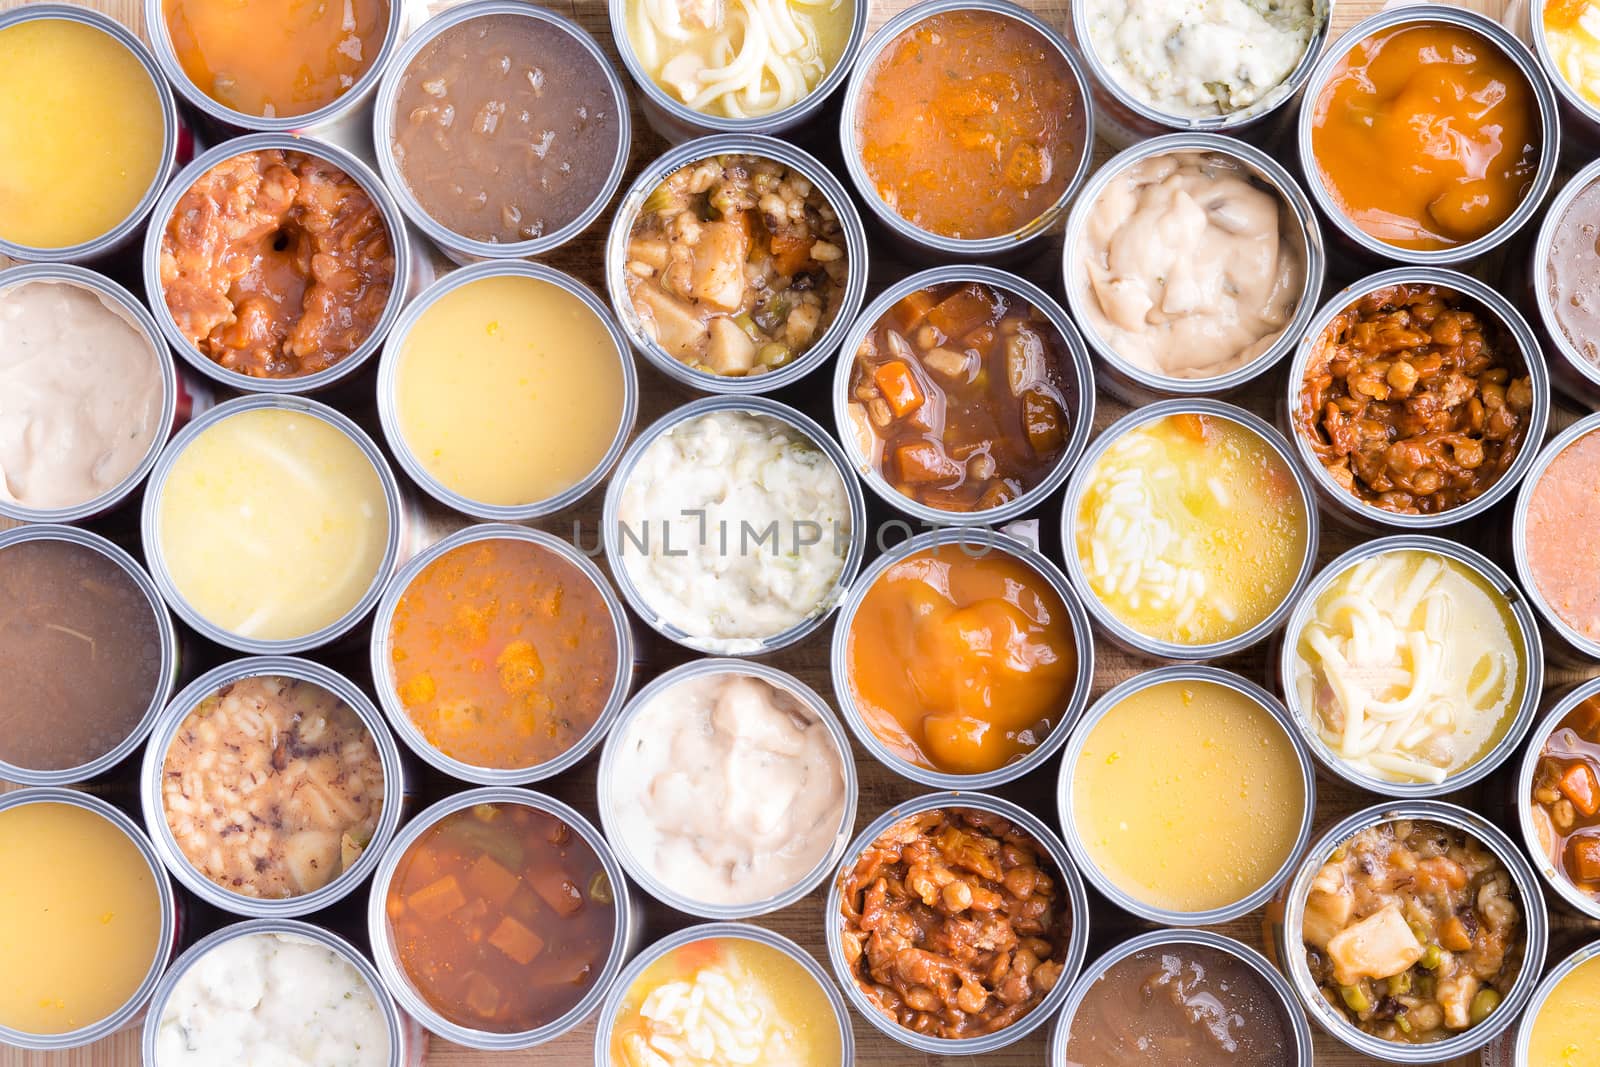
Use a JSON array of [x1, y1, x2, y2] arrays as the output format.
[[1531, 695, 1600, 901], [837, 807, 1070, 1040], [623, 154, 848, 378], [1301, 818, 1524, 1044], [1295, 284, 1533, 515]]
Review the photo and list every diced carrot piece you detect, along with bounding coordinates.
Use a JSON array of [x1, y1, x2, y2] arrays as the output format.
[[1171, 412, 1214, 443], [1559, 762, 1600, 817], [769, 229, 812, 276], [528, 867, 584, 917], [890, 289, 938, 331], [874, 361, 925, 418], [1568, 835, 1600, 883], [1439, 915, 1474, 952], [894, 442, 961, 485], [487, 915, 546, 966], [463, 972, 502, 1019], [1416, 856, 1469, 894], [1571, 697, 1600, 739], [926, 284, 1002, 339], [467, 854, 522, 908], [406, 875, 467, 922]]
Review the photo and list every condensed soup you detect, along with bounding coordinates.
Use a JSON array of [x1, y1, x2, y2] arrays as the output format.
[[1072, 411, 1308, 647], [609, 935, 843, 1066], [0, 537, 163, 775], [155, 406, 391, 643], [0, 800, 165, 1036], [162, 0, 388, 118], [0, 278, 166, 511], [1070, 677, 1306, 915], [1545, 1, 1600, 114], [393, 272, 627, 511], [1292, 548, 1526, 785], [607, 670, 848, 908], [1547, 177, 1600, 367], [1309, 21, 1540, 251], [1524, 427, 1600, 643], [1526, 952, 1600, 1066], [0, 16, 166, 250]]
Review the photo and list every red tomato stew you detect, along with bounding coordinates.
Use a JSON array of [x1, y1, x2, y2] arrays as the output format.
[[385, 801, 617, 1033]]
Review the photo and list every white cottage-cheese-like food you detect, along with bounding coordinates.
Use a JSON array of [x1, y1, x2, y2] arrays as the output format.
[[154, 932, 389, 1066], [1085, 0, 1317, 118], [614, 409, 851, 652], [609, 670, 848, 906]]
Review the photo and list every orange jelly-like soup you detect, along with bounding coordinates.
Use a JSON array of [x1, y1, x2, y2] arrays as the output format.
[[387, 802, 616, 1033], [387, 538, 620, 772], [163, 0, 388, 118], [845, 547, 1077, 775], [1309, 23, 1539, 251], [853, 9, 1086, 241]]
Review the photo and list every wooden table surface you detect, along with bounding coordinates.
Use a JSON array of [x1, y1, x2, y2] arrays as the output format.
[[5, 0, 1596, 1064]]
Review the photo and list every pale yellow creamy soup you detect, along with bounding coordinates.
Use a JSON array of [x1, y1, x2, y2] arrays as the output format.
[[157, 407, 390, 641]]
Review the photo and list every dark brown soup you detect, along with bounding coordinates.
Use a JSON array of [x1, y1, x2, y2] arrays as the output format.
[[1065, 945, 1291, 1066], [0, 538, 163, 771], [391, 12, 621, 245]]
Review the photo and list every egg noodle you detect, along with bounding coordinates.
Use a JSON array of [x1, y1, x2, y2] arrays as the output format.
[[1294, 551, 1520, 784], [631, 0, 836, 116]]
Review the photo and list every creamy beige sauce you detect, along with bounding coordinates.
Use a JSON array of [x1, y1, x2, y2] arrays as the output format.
[[1078, 151, 1303, 380], [608, 671, 848, 907], [0, 279, 164, 509]]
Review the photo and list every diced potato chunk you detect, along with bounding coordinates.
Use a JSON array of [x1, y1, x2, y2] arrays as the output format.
[[1326, 903, 1424, 985], [689, 221, 749, 311], [706, 317, 757, 375], [1302, 884, 1354, 950]]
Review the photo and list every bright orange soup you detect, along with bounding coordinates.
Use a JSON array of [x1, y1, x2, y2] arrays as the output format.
[[845, 547, 1077, 775], [853, 10, 1086, 241], [386, 802, 615, 1033], [387, 538, 619, 771]]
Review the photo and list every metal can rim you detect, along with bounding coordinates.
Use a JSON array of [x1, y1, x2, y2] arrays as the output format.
[[0, 787, 178, 1051], [1294, 3, 1562, 266], [374, 259, 640, 520], [1277, 533, 1545, 798], [371, 0, 632, 262], [827, 263, 1097, 526], [606, 0, 869, 135], [1514, 676, 1600, 921], [1055, 665, 1318, 926], [1058, 397, 1322, 660], [596, 658, 859, 919], [142, 0, 402, 132], [835, 0, 1098, 257], [140, 132, 413, 395], [365, 786, 634, 1050], [1046, 928, 1315, 1067], [139, 917, 407, 1067], [822, 789, 1091, 1055], [1058, 132, 1327, 397], [1283, 265, 1553, 530], [367, 522, 636, 786], [604, 133, 872, 395], [1511, 409, 1600, 660], [1278, 799, 1550, 1062], [590, 921, 857, 1066], [827, 526, 1097, 790], [600, 393, 868, 656], [0, 524, 179, 786], [139, 393, 405, 654], [0, 264, 180, 524], [1070, 0, 1334, 133], [0, 5, 179, 263], [138, 656, 407, 918]]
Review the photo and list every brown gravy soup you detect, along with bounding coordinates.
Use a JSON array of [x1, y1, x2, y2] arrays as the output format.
[[0, 538, 162, 772], [1065, 944, 1291, 1065], [390, 12, 621, 245]]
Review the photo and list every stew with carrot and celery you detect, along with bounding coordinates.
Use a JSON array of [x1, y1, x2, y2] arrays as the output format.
[[1531, 694, 1600, 901]]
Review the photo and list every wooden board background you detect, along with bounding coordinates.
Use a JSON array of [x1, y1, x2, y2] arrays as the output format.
[[4, 0, 1598, 1065]]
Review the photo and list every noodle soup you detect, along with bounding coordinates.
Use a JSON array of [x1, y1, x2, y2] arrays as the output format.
[[623, 0, 854, 120]]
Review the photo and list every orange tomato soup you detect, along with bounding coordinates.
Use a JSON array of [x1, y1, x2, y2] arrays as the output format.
[[853, 10, 1086, 241], [163, 0, 389, 118], [1309, 22, 1539, 251], [386, 802, 616, 1034], [845, 547, 1077, 775], [387, 538, 620, 772]]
